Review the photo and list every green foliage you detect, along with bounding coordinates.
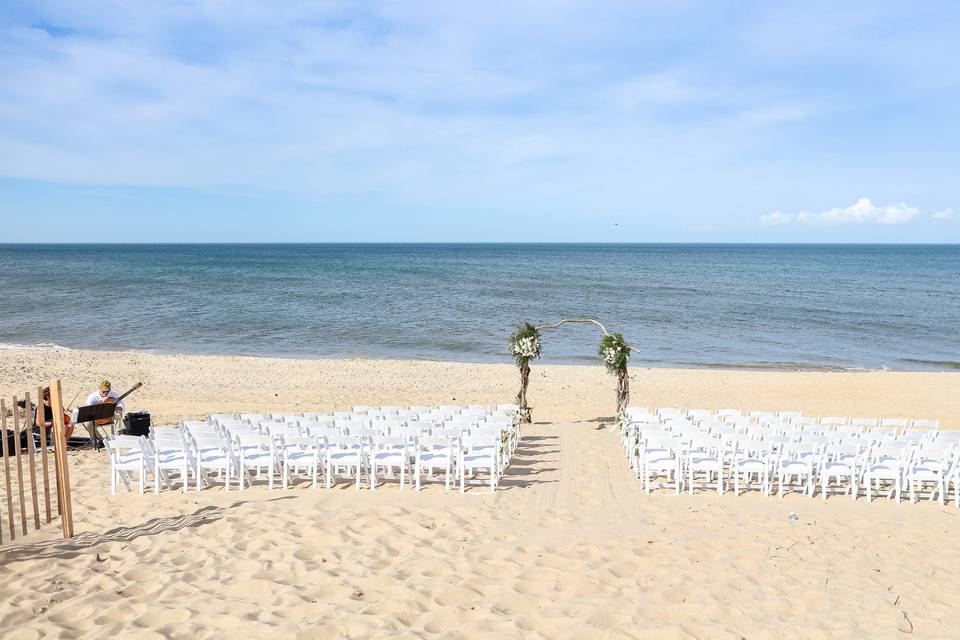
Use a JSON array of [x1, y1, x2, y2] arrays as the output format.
[[508, 322, 542, 367], [598, 332, 629, 373]]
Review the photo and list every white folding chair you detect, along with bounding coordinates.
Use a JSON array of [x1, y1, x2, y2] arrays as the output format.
[[235, 432, 278, 490], [325, 435, 365, 490], [415, 436, 458, 491], [105, 435, 151, 495], [189, 432, 236, 491], [908, 443, 954, 505], [684, 433, 724, 495], [639, 432, 681, 494], [459, 434, 499, 494], [862, 443, 909, 503], [818, 444, 863, 501], [732, 437, 771, 496], [281, 435, 322, 489], [369, 436, 410, 489], [776, 443, 818, 497], [150, 428, 192, 494]]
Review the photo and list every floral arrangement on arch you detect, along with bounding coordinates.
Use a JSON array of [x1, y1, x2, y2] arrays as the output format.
[[509, 323, 542, 364], [599, 332, 629, 373]]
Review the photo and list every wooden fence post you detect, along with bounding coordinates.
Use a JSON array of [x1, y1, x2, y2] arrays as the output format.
[[50, 381, 74, 538], [12, 396, 28, 536], [37, 386, 52, 524], [23, 392, 41, 531], [1, 400, 13, 540]]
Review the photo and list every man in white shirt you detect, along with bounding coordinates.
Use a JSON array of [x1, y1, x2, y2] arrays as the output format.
[[85, 379, 126, 412]]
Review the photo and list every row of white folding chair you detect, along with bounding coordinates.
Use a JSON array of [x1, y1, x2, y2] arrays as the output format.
[[236, 432, 498, 493], [233, 404, 516, 422], [632, 429, 959, 503], [624, 407, 941, 433]]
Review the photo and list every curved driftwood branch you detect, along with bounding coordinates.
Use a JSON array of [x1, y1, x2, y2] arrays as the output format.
[[535, 318, 640, 353]]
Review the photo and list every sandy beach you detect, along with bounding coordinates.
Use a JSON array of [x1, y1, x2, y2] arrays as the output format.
[[1, 347, 959, 638]]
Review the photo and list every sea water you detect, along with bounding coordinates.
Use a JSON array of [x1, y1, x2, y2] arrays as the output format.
[[0, 244, 956, 371]]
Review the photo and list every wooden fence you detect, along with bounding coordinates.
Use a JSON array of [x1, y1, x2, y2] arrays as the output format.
[[1, 379, 74, 543]]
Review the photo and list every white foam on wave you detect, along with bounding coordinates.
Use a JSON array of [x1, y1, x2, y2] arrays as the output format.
[[0, 342, 72, 350]]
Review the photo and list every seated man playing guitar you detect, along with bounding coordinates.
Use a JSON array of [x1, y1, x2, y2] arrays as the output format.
[[86, 379, 126, 425]]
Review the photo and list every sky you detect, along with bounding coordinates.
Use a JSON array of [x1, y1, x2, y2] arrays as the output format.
[[0, 1, 958, 242]]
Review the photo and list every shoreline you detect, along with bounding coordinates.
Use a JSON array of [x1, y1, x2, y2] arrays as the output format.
[[0, 342, 954, 373], [1, 346, 957, 425]]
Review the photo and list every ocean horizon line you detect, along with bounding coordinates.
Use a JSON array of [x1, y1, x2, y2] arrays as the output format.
[[1, 241, 959, 247]]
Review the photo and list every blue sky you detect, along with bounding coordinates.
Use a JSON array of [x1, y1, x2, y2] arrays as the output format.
[[0, 1, 958, 242]]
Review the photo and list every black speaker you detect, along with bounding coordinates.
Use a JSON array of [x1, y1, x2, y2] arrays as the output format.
[[123, 411, 151, 436]]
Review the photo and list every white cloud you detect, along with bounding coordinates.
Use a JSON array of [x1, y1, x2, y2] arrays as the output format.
[[932, 208, 954, 221], [760, 198, 921, 226]]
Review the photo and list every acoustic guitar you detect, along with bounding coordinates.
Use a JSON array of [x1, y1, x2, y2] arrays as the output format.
[[95, 382, 144, 426]]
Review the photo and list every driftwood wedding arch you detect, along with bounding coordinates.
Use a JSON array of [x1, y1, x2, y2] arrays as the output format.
[[509, 318, 638, 423]]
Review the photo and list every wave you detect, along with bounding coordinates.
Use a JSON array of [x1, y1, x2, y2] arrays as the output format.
[[0, 342, 72, 350], [900, 358, 960, 370]]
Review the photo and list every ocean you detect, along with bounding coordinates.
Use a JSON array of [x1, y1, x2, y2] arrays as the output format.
[[0, 244, 956, 371]]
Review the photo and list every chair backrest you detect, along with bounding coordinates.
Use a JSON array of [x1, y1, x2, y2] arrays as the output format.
[[234, 432, 274, 447], [461, 434, 497, 453], [870, 443, 909, 463], [910, 419, 940, 430], [822, 443, 863, 460], [417, 436, 457, 451], [265, 423, 301, 437], [642, 432, 677, 450], [282, 435, 319, 450], [324, 435, 363, 450], [716, 408, 741, 418], [818, 416, 846, 428], [778, 411, 802, 420], [684, 433, 721, 452], [240, 413, 269, 423], [106, 435, 147, 457], [304, 425, 341, 439], [407, 405, 434, 414], [748, 410, 775, 420], [914, 442, 955, 465], [849, 418, 877, 429], [656, 407, 683, 420], [866, 426, 897, 441], [791, 417, 818, 427], [879, 418, 908, 429], [779, 442, 817, 459], [371, 436, 407, 451]]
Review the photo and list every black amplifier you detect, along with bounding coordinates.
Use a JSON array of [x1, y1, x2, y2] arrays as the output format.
[[122, 411, 151, 437]]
